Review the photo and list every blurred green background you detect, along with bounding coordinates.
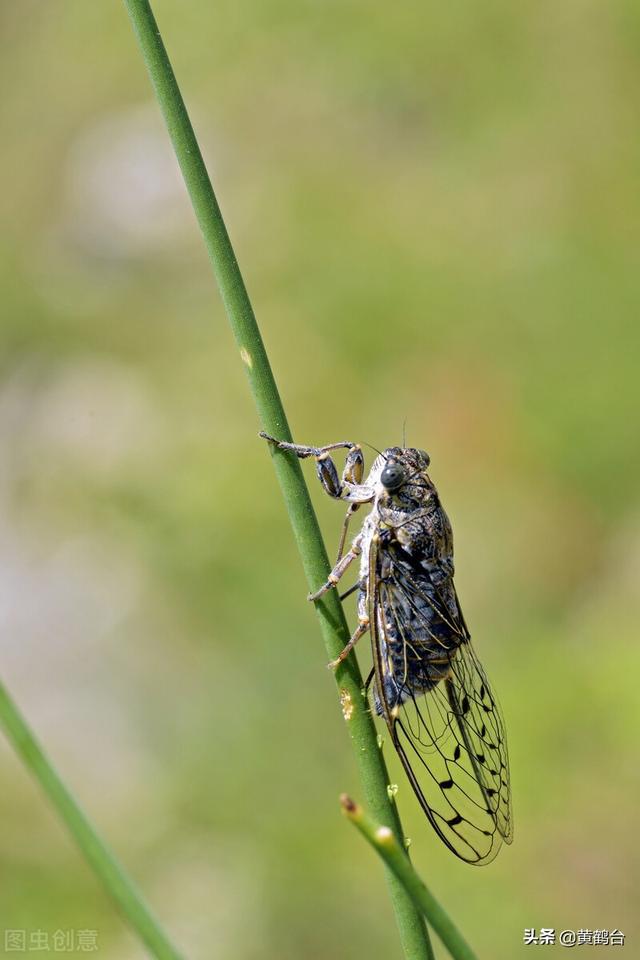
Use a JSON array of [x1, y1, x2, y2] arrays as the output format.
[[1, 2, 639, 958]]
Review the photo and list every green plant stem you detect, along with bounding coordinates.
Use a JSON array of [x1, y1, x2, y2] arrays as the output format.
[[122, 3, 437, 958], [0, 679, 184, 960], [341, 795, 479, 960]]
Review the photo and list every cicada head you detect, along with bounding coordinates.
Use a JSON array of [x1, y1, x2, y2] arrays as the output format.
[[379, 447, 430, 489]]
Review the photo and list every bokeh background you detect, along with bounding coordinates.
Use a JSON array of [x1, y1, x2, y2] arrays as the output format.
[[1, 2, 639, 958]]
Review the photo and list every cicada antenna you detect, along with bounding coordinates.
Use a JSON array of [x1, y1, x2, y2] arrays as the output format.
[[362, 441, 387, 461]]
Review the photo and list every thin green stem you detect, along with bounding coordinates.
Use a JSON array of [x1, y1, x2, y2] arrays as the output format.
[[122, 2, 435, 957], [341, 795, 480, 960], [0, 679, 184, 960]]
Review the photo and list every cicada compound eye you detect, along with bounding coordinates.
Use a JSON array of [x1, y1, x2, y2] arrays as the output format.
[[380, 462, 406, 492]]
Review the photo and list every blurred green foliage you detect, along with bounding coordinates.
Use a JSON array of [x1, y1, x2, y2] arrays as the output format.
[[0, 2, 638, 958]]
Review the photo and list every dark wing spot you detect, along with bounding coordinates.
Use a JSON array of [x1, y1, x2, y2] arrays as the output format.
[[453, 744, 461, 761], [461, 696, 470, 714], [439, 779, 454, 790], [447, 814, 463, 827]]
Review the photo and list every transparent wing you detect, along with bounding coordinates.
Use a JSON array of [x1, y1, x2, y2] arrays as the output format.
[[369, 538, 513, 865]]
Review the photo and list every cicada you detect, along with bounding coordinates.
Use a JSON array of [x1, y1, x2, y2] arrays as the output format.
[[261, 432, 513, 864]]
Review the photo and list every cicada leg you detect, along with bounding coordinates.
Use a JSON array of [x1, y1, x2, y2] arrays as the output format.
[[260, 432, 371, 504], [336, 502, 361, 562], [328, 616, 370, 670], [308, 531, 364, 601], [261, 432, 373, 651]]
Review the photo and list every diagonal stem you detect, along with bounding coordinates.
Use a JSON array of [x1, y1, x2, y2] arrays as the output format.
[[122, 2, 438, 957], [341, 795, 480, 960], [0, 679, 184, 960]]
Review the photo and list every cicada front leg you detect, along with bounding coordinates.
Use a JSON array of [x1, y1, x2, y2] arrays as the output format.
[[262, 429, 372, 566], [260, 432, 373, 669], [260, 432, 368, 502]]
